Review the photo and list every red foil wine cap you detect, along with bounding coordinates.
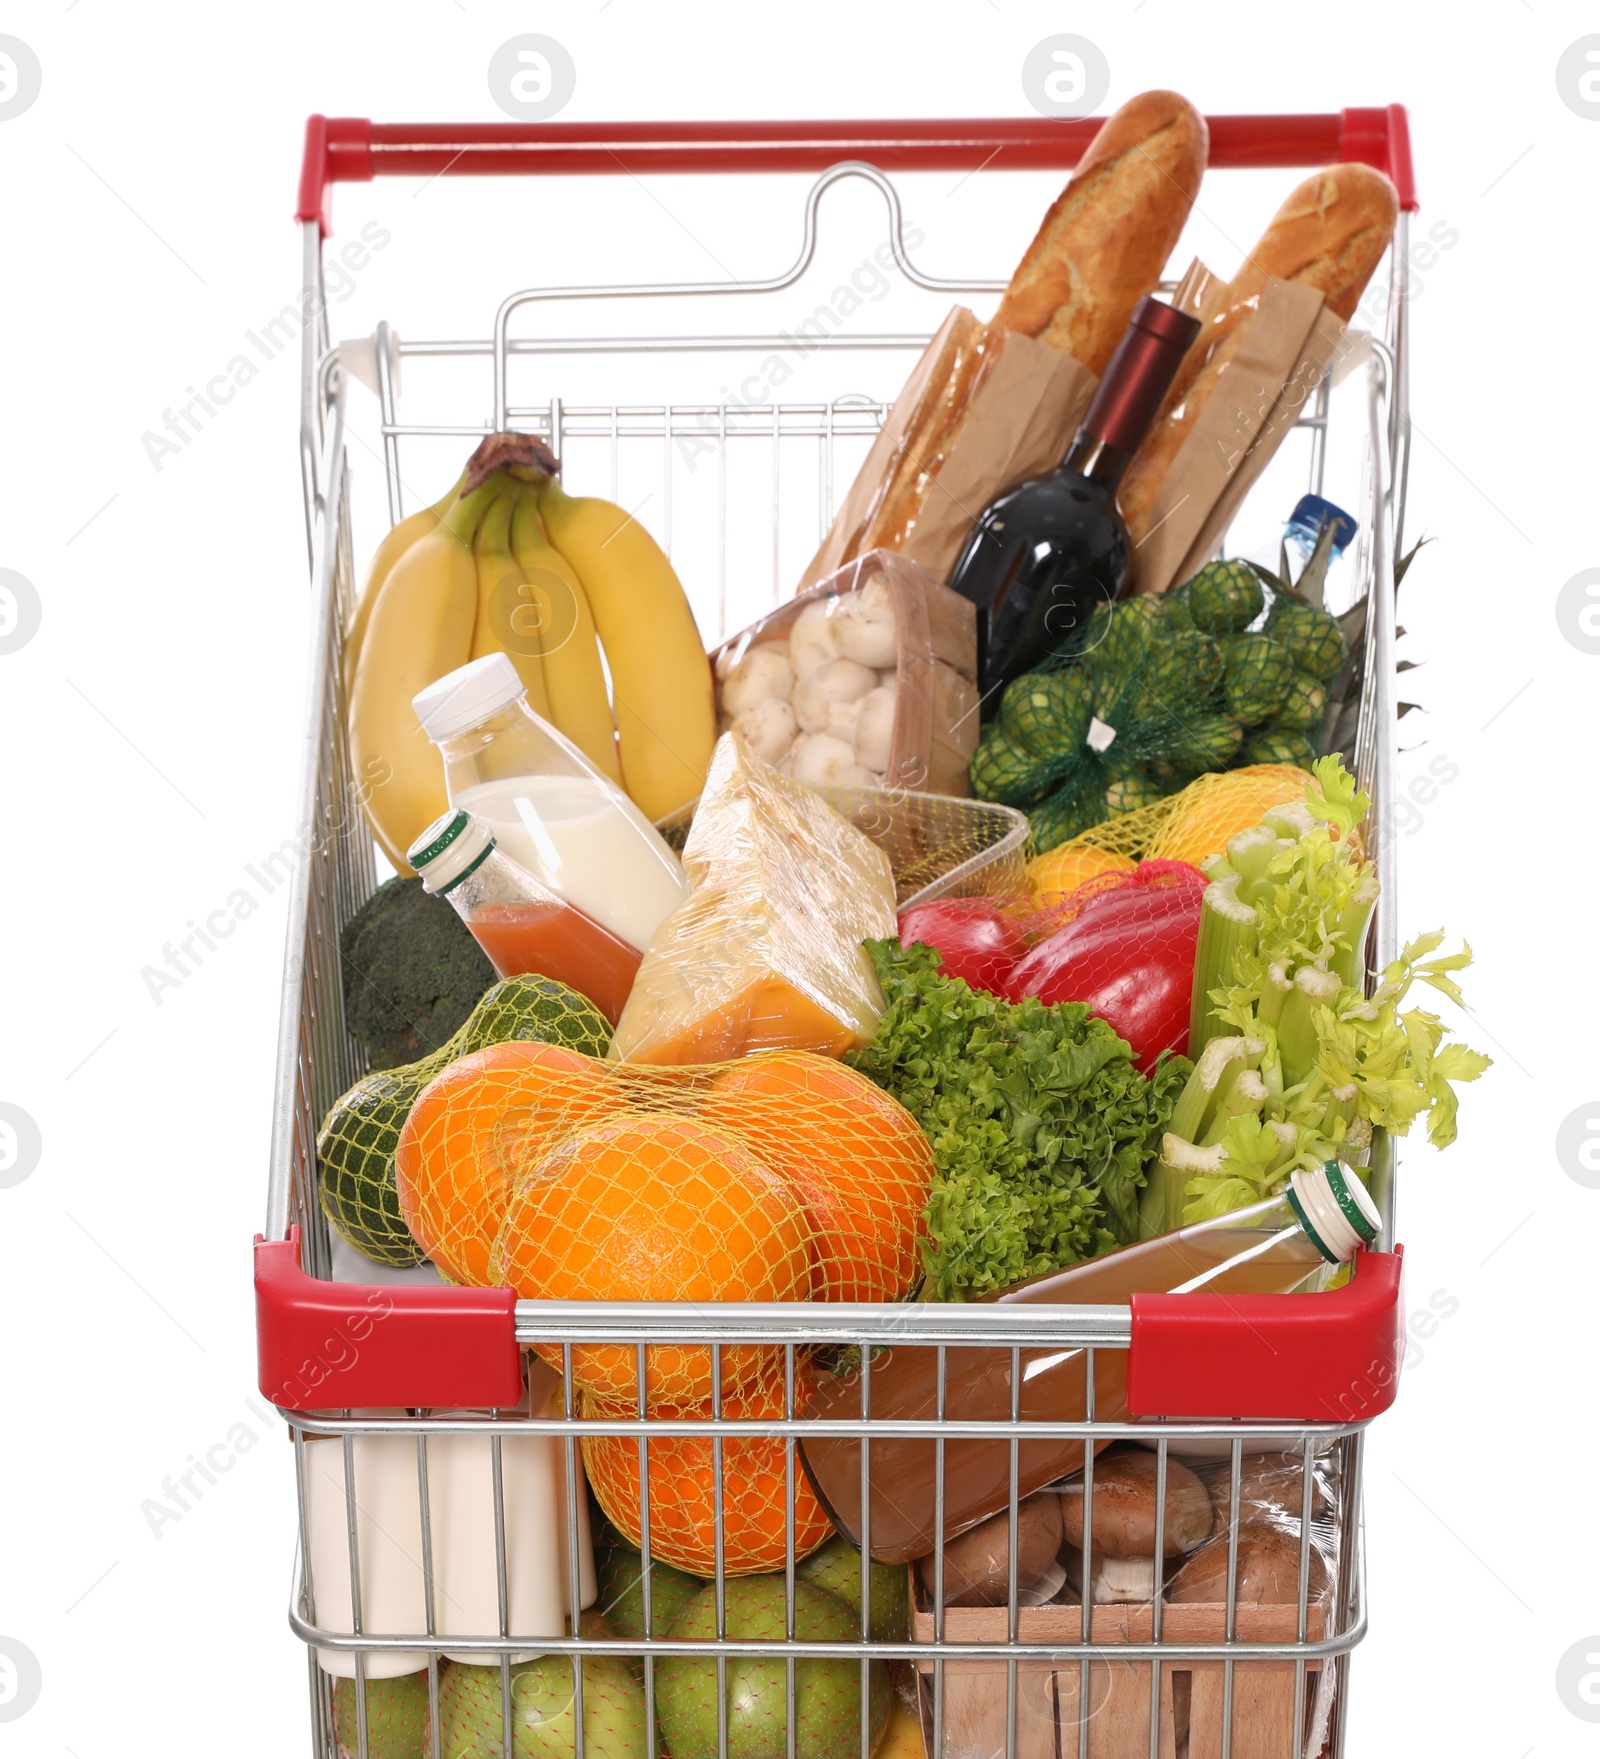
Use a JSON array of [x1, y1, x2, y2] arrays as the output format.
[[1080, 296, 1202, 454]]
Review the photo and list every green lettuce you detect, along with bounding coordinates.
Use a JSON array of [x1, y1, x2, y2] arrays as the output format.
[[847, 939, 1188, 1301]]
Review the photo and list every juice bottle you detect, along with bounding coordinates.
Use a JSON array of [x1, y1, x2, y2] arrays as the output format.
[[413, 654, 689, 953], [409, 809, 642, 1026], [798, 1163, 1380, 1564]]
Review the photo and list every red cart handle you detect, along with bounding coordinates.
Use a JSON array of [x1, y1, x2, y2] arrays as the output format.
[[1126, 1246, 1406, 1424], [297, 109, 1418, 238], [255, 1229, 524, 1413]]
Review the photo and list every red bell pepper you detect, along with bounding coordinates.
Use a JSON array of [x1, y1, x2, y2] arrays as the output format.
[[1007, 867, 1205, 1071], [897, 898, 1028, 996]]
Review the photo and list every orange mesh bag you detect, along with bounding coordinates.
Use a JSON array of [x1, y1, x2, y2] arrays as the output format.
[[394, 1043, 936, 1407], [492, 1110, 814, 1408], [581, 1370, 835, 1576]]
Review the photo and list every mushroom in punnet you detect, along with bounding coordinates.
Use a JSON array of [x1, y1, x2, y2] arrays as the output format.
[[721, 642, 795, 718], [831, 578, 899, 669], [917, 1492, 1065, 1609], [793, 657, 877, 733]]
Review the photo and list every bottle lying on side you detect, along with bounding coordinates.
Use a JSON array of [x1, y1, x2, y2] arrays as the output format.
[[797, 1162, 1379, 1566]]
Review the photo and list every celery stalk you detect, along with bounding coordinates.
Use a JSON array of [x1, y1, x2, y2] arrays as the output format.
[[1189, 876, 1260, 1056], [1277, 966, 1341, 1087]]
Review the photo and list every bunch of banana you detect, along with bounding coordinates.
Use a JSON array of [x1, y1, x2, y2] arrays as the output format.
[[347, 433, 715, 871]]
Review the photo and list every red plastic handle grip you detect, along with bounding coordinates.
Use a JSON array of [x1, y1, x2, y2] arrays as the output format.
[[296, 108, 1418, 236], [254, 1229, 524, 1413], [1126, 1246, 1406, 1424]]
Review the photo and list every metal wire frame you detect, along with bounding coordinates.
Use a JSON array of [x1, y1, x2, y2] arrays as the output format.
[[274, 158, 1411, 1759]]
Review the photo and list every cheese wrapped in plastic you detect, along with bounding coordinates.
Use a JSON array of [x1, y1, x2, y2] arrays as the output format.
[[609, 733, 897, 1064]]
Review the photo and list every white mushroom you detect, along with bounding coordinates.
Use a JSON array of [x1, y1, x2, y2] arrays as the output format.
[[793, 656, 876, 732], [831, 578, 899, 669], [732, 698, 797, 767], [825, 696, 863, 742], [721, 643, 796, 718], [853, 682, 897, 774], [788, 598, 841, 678], [789, 731, 872, 788]]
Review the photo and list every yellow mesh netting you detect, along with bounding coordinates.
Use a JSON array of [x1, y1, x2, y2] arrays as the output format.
[[318, 974, 613, 1267], [393, 1044, 936, 1408], [1048, 764, 1315, 871]]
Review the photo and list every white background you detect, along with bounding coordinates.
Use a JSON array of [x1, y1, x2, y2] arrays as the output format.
[[2, 2, 1597, 1753]]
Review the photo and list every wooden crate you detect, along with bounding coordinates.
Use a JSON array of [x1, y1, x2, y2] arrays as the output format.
[[912, 1598, 1326, 1759]]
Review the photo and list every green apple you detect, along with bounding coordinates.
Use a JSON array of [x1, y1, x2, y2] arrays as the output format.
[[332, 1670, 432, 1759], [796, 1534, 910, 1644], [656, 1577, 889, 1759], [595, 1546, 704, 1643], [438, 1650, 647, 1759]]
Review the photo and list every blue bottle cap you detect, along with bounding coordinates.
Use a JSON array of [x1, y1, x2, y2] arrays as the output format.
[[1285, 494, 1358, 561]]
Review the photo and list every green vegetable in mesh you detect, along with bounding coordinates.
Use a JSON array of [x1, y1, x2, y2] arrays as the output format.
[[846, 939, 1190, 1299], [970, 728, 1053, 806], [1245, 724, 1320, 768], [1185, 560, 1265, 635], [1223, 634, 1300, 725], [1137, 629, 1224, 712], [1277, 670, 1328, 732], [1027, 790, 1108, 852], [1265, 597, 1349, 682], [318, 973, 613, 1266], [1104, 772, 1166, 815], [341, 876, 496, 1069], [1164, 714, 1245, 774], [1158, 587, 1197, 633], [1085, 598, 1158, 673], [999, 669, 1093, 756]]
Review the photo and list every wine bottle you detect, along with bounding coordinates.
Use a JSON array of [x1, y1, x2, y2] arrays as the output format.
[[947, 295, 1201, 707]]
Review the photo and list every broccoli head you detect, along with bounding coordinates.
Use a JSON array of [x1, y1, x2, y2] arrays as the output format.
[[340, 877, 496, 1069]]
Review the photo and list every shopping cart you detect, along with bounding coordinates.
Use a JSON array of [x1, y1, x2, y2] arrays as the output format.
[[259, 110, 1418, 1759]]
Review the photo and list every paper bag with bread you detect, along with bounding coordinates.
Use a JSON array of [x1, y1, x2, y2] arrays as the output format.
[[1120, 162, 1400, 595], [798, 91, 1209, 591]]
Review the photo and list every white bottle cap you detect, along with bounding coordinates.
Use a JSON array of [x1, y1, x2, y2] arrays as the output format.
[[408, 809, 496, 895], [1285, 1162, 1382, 1264], [413, 653, 526, 743]]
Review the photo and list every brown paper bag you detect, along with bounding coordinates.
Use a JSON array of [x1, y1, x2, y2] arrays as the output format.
[[799, 311, 1097, 594], [894, 329, 1097, 583], [1132, 278, 1326, 597], [1161, 303, 1350, 590], [798, 307, 982, 592]]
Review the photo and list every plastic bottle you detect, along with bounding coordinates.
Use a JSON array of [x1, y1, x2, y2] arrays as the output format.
[[798, 1163, 1380, 1565], [409, 808, 643, 1026], [412, 654, 689, 954]]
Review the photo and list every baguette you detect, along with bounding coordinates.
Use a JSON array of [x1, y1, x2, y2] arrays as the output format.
[[993, 89, 1208, 373], [860, 90, 1208, 556], [1120, 163, 1399, 549]]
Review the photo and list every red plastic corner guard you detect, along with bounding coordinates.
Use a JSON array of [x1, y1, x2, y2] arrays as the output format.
[[254, 1229, 523, 1413], [1127, 1246, 1405, 1425]]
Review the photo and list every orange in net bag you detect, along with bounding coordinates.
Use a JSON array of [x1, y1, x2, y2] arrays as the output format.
[[581, 1369, 836, 1577], [393, 1043, 936, 1408]]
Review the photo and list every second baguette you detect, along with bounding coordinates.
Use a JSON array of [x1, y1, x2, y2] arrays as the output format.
[[1120, 162, 1399, 550]]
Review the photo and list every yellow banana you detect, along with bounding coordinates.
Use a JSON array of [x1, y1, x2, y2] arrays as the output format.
[[507, 492, 622, 782], [343, 474, 462, 702], [350, 478, 499, 872], [536, 478, 715, 821], [471, 486, 550, 720]]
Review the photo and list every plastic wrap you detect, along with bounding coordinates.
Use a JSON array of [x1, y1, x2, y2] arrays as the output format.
[[609, 732, 899, 1065], [711, 548, 979, 798]]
